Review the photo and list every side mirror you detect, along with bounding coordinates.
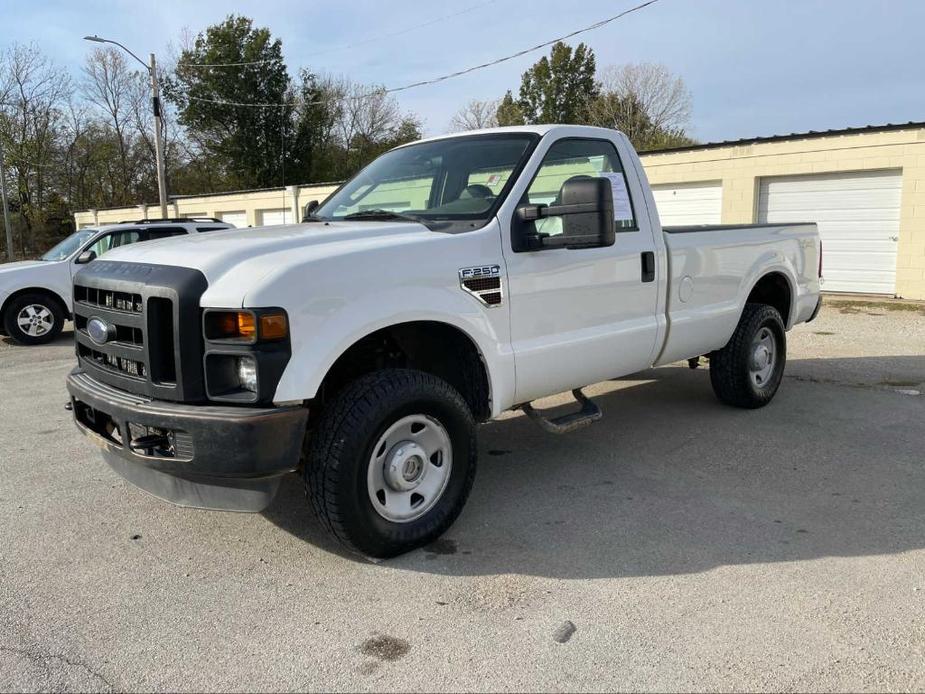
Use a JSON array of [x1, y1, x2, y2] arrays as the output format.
[[76, 250, 97, 264], [516, 178, 615, 250], [302, 200, 319, 221]]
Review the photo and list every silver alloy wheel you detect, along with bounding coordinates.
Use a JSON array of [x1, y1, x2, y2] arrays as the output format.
[[16, 304, 54, 337], [749, 326, 776, 388], [367, 414, 453, 523]]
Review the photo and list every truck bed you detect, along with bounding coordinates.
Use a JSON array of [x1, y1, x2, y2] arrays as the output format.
[[655, 222, 821, 366]]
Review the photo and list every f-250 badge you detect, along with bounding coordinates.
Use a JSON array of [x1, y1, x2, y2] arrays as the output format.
[[458, 264, 501, 281]]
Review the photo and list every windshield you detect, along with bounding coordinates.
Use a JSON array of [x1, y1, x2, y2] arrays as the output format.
[[314, 133, 539, 232], [41, 229, 97, 261]]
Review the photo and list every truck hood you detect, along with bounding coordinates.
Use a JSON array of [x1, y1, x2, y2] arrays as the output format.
[[101, 221, 438, 306]]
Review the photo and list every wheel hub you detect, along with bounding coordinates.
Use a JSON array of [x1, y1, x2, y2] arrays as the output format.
[[384, 442, 428, 491], [17, 304, 53, 337], [367, 414, 453, 523], [749, 327, 776, 387]]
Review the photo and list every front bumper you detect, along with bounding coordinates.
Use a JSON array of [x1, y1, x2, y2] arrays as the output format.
[[66, 368, 308, 512]]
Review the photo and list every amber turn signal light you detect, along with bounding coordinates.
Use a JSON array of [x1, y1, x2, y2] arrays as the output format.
[[205, 310, 287, 341], [259, 313, 288, 340]]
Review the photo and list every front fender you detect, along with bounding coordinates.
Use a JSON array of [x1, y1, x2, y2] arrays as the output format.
[[271, 284, 514, 417]]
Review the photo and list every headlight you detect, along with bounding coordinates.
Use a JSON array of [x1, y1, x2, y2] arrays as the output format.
[[236, 356, 257, 392], [202, 308, 291, 404]]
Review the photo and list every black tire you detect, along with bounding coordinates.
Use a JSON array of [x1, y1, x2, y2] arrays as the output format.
[[2, 292, 65, 345], [709, 303, 786, 409], [304, 368, 477, 558]]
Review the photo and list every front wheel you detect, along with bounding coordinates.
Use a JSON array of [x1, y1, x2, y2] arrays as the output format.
[[304, 369, 477, 558], [3, 293, 65, 345], [709, 303, 786, 408]]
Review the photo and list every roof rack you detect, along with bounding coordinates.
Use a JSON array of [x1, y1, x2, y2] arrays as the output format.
[[115, 217, 227, 224]]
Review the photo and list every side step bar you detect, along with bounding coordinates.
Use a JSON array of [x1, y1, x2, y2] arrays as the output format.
[[521, 388, 602, 435]]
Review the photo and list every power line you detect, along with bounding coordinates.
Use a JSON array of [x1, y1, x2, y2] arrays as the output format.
[[184, 0, 661, 109], [179, 1, 496, 68]]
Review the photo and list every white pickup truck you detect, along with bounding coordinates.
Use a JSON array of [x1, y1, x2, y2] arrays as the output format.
[[0, 219, 232, 344], [66, 125, 822, 557]]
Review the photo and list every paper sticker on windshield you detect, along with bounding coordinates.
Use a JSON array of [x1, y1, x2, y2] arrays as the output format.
[[600, 172, 634, 224]]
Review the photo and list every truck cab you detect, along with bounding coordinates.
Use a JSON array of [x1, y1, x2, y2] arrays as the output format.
[[65, 126, 821, 557]]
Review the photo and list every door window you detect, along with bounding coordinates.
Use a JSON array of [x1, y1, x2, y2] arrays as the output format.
[[524, 139, 636, 237], [85, 230, 142, 258]]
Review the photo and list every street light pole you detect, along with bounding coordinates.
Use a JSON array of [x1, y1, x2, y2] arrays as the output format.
[[148, 53, 169, 219], [83, 36, 169, 219]]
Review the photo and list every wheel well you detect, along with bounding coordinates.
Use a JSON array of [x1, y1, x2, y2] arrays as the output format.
[[746, 273, 791, 325], [314, 321, 492, 423], [0, 288, 70, 324]]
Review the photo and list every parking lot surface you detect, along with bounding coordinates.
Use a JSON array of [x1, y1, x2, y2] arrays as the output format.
[[2, 300, 924, 692]]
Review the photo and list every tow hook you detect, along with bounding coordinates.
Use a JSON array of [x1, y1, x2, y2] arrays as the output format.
[[129, 433, 170, 453]]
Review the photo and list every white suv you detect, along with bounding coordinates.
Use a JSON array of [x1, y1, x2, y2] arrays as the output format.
[[0, 218, 233, 345]]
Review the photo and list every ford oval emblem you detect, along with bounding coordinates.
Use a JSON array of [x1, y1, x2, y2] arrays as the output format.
[[87, 317, 114, 345]]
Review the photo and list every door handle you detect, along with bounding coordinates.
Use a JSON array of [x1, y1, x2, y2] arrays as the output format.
[[641, 251, 655, 283]]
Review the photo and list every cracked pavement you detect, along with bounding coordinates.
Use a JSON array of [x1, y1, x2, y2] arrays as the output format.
[[1, 299, 924, 692]]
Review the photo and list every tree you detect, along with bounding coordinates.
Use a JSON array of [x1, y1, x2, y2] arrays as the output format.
[[495, 91, 524, 127], [81, 47, 157, 206], [449, 98, 499, 131], [166, 15, 294, 189], [585, 63, 695, 151], [289, 75, 421, 182], [0, 44, 72, 254], [517, 42, 598, 124]]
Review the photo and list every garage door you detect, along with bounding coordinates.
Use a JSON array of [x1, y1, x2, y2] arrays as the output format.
[[651, 182, 723, 226], [258, 208, 291, 226], [759, 170, 901, 294], [218, 211, 248, 228]]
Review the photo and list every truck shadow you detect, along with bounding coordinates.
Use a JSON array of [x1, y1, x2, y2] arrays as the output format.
[[263, 355, 925, 578]]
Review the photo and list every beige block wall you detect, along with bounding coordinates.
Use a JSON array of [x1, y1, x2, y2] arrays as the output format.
[[73, 127, 925, 299], [640, 127, 925, 299], [74, 182, 340, 229]]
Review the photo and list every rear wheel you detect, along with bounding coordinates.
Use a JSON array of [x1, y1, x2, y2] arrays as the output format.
[[3, 293, 65, 345], [304, 369, 477, 558], [709, 303, 786, 408]]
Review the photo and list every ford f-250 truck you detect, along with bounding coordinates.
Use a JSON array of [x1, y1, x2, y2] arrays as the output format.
[[66, 125, 822, 557]]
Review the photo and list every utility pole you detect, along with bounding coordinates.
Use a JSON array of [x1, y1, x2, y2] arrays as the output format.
[[149, 53, 168, 219], [84, 36, 168, 219], [0, 138, 13, 261]]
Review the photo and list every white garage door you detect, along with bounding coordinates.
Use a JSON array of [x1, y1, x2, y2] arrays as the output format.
[[258, 208, 291, 226], [758, 170, 902, 294], [218, 211, 248, 228], [651, 181, 723, 226]]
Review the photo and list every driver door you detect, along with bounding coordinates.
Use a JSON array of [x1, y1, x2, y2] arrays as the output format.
[[503, 136, 659, 404]]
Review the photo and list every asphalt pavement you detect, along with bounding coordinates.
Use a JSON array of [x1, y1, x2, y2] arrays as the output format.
[[1, 300, 924, 692]]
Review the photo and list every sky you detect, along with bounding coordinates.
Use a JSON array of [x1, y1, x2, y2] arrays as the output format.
[[3, 0, 924, 142]]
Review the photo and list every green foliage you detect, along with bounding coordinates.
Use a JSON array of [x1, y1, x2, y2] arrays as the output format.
[[517, 42, 598, 124], [166, 15, 294, 190], [495, 91, 525, 127]]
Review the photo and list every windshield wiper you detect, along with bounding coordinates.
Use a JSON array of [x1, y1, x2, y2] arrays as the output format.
[[342, 209, 425, 224]]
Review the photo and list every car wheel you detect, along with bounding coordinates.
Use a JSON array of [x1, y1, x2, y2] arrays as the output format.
[[3, 293, 65, 346], [709, 303, 786, 408], [304, 368, 477, 558]]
